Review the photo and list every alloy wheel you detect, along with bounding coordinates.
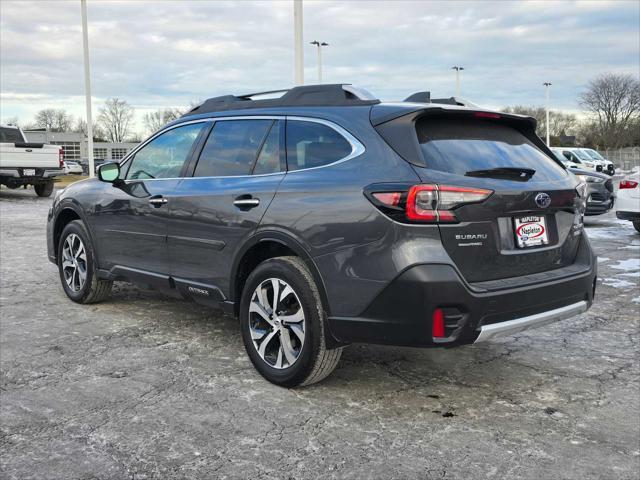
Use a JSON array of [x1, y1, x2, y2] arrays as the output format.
[[248, 278, 306, 369], [62, 233, 87, 292]]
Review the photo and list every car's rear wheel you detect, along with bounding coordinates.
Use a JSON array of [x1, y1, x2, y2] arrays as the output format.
[[58, 220, 112, 303], [240, 256, 342, 387], [35, 181, 54, 197]]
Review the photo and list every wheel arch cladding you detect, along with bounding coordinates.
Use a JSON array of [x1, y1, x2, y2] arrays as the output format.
[[54, 208, 81, 257], [231, 235, 332, 319]]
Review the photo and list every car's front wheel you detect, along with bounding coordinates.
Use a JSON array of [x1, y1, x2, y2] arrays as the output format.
[[57, 220, 113, 303], [240, 256, 342, 387]]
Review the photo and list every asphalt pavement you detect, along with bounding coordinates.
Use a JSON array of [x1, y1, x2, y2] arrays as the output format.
[[1, 187, 639, 480]]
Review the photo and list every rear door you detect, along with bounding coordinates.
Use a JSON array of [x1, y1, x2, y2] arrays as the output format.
[[91, 121, 208, 284], [167, 118, 286, 299], [412, 115, 583, 283]]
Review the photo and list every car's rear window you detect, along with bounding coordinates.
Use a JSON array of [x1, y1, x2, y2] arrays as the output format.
[[0, 127, 24, 143], [416, 118, 566, 181]]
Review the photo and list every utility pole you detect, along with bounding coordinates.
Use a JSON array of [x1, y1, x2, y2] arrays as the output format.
[[310, 40, 328, 83], [452, 66, 464, 97], [294, 0, 304, 85], [80, 0, 94, 177], [544, 82, 552, 146]]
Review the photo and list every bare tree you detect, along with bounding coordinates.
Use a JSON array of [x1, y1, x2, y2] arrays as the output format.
[[33, 108, 73, 132], [73, 118, 106, 142], [143, 108, 184, 135], [3, 116, 20, 127], [98, 98, 135, 142], [502, 105, 578, 143], [579, 73, 640, 148]]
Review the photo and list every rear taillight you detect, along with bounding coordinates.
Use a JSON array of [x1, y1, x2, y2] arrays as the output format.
[[58, 148, 64, 168], [366, 184, 493, 224], [406, 185, 493, 223], [620, 180, 638, 189]]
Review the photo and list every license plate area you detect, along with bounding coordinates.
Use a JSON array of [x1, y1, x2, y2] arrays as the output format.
[[513, 215, 549, 248], [23, 169, 36, 176]]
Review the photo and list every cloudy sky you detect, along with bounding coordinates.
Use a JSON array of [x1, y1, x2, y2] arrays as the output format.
[[1, 0, 638, 133]]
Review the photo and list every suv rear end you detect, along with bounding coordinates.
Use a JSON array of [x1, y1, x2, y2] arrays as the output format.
[[322, 102, 596, 348]]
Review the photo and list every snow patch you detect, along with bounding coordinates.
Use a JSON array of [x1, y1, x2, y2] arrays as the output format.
[[597, 257, 610, 263], [632, 297, 640, 304], [610, 258, 640, 272], [602, 278, 636, 288]]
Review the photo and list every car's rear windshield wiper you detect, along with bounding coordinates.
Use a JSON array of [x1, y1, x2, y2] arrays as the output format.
[[465, 167, 536, 181]]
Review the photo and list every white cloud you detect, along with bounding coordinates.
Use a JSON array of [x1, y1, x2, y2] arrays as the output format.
[[1, 0, 638, 134]]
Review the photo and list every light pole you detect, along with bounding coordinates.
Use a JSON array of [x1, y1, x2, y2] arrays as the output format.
[[294, 0, 304, 85], [80, 0, 94, 177], [543, 82, 552, 146], [452, 66, 464, 97], [310, 40, 328, 83]]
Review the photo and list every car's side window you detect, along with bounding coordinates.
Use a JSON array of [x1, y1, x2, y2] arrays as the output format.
[[286, 120, 352, 171], [126, 123, 205, 180], [193, 120, 273, 177], [253, 121, 283, 175]]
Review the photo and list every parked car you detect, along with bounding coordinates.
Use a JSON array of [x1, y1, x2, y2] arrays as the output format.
[[79, 158, 108, 175], [571, 169, 615, 215], [46, 84, 596, 387], [554, 147, 601, 173], [63, 160, 84, 175], [579, 148, 616, 176], [0, 124, 64, 197], [616, 172, 640, 232], [551, 148, 581, 169]]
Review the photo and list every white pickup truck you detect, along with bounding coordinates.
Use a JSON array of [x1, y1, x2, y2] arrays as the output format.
[[0, 125, 65, 197]]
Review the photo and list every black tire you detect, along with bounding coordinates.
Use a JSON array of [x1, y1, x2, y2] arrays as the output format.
[[57, 220, 112, 304], [634, 221, 640, 233], [34, 181, 54, 197], [240, 256, 342, 387]]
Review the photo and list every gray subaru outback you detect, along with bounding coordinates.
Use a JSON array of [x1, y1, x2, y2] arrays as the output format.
[[47, 84, 596, 387]]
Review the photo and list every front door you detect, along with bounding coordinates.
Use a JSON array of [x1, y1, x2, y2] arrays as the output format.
[[90, 121, 208, 285], [167, 118, 285, 300]]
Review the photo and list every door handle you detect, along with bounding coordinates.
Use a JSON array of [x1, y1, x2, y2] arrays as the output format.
[[233, 197, 260, 209], [148, 196, 168, 207]]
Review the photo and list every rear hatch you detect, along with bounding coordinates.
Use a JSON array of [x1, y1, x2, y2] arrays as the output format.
[[373, 108, 584, 283]]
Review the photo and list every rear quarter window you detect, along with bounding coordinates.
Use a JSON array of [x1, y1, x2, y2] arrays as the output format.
[[416, 118, 566, 181], [286, 121, 352, 171]]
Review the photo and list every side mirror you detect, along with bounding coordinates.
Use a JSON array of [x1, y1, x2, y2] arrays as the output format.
[[97, 162, 120, 183]]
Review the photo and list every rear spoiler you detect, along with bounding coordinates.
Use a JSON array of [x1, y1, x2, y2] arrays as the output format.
[[371, 106, 562, 169]]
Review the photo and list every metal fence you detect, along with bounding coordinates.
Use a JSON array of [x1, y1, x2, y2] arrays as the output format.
[[600, 147, 640, 172]]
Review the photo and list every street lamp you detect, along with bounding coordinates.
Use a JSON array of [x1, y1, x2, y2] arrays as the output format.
[[452, 66, 464, 97], [294, 0, 304, 85], [543, 82, 552, 146], [80, 0, 94, 177], [310, 40, 329, 84]]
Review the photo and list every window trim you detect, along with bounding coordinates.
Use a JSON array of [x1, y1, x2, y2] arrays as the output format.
[[119, 115, 365, 182]]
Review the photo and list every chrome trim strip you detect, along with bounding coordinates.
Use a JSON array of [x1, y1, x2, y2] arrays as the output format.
[[120, 115, 365, 183], [474, 301, 588, 343]]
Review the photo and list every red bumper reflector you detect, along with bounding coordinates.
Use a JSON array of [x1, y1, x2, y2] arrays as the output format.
[[432, 308, 445, 338]]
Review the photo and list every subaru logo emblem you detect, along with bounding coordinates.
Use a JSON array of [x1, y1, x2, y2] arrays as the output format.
[[535, 192, 551, 208]]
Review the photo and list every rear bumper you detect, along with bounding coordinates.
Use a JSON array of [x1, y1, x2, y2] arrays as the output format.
[[474, 301, 588, 342], [0, 168, 63, 179], [616, 210, 640, 222], [327, 236, 596, 348]]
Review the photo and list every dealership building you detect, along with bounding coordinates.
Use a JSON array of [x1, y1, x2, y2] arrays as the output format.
[[23, 129, 138, 162]]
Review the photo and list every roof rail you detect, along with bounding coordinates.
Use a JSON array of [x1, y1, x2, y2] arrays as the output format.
[[184, 84, 380, 116], [403, 91, 479, 108]]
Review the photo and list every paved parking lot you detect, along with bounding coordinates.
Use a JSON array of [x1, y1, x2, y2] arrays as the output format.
[[1, 187, 639, 480]]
